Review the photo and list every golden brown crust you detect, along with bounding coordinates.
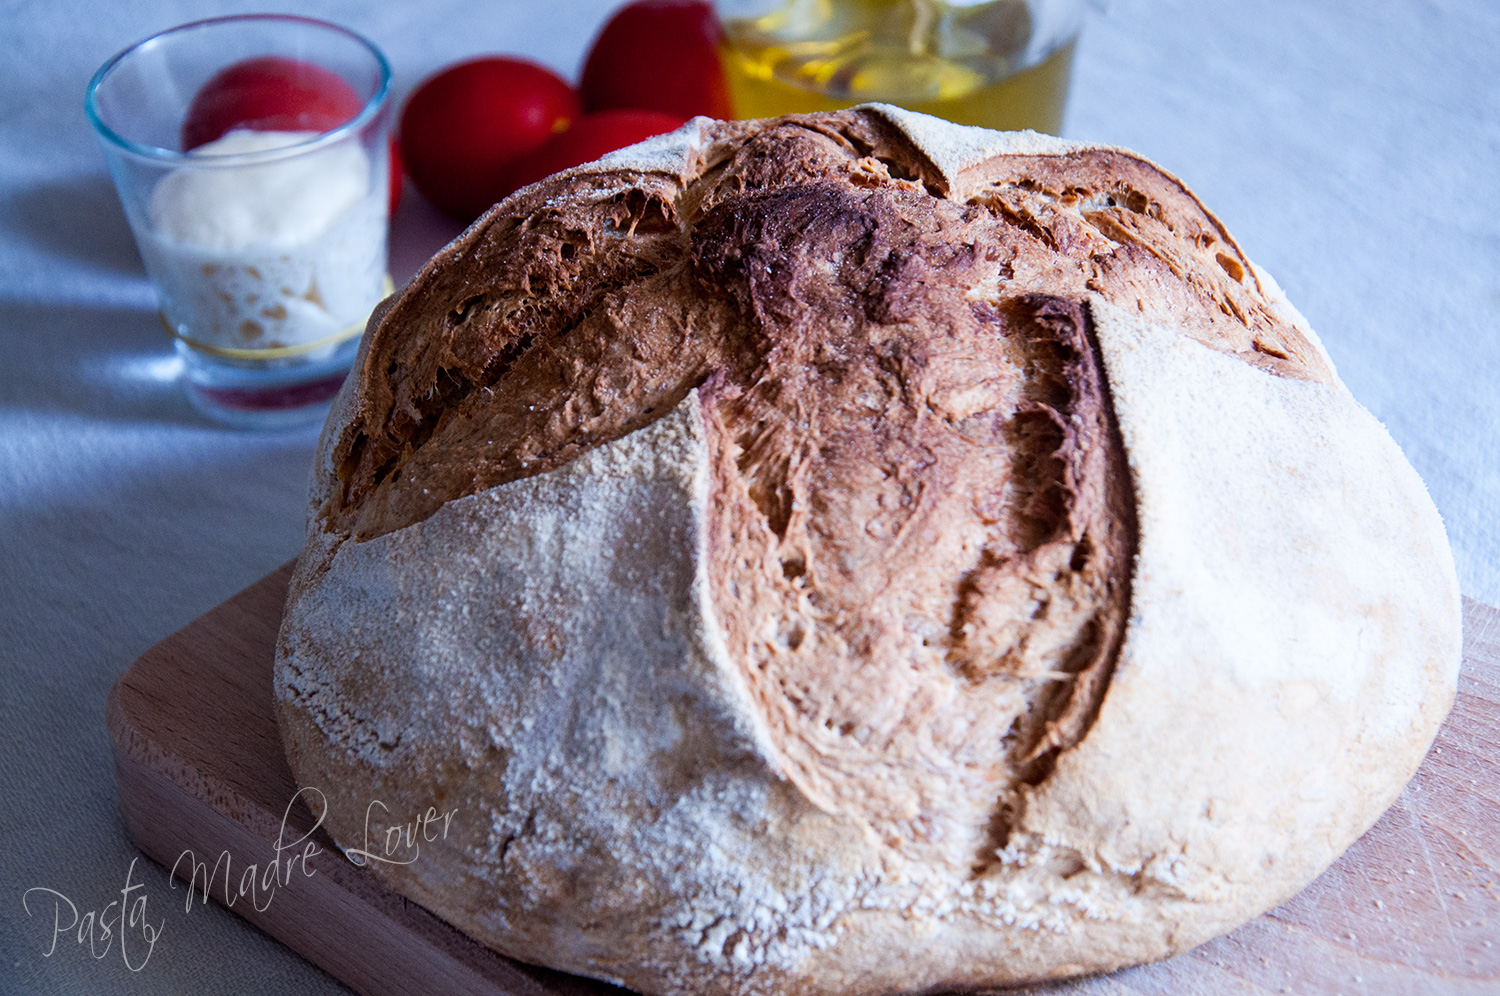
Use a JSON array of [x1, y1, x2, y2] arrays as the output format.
[[324, 109, 1324, 545], [958, 149, 1330, 382]]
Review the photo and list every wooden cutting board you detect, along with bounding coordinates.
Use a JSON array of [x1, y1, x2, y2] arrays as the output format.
[[106, 564, 1500, 996]]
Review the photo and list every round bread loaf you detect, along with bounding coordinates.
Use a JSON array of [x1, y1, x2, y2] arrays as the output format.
[[274, 106, 1461, 995]]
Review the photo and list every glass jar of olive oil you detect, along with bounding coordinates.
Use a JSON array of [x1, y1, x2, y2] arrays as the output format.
[[716, 0, 1086, 134]]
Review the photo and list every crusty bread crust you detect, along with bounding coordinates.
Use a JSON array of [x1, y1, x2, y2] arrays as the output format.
[[275, 107, 1460, 995]]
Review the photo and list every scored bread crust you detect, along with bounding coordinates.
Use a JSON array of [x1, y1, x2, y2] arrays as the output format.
[[275, 107, 1460, 995]]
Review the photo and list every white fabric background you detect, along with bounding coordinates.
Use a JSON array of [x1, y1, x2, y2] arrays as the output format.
[[1, 0, 1495, 992]]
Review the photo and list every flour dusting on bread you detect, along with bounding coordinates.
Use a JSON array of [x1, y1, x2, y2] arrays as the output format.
[[275, 106, 1459, 996]]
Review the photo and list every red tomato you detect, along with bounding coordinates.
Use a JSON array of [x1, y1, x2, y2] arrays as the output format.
[[388, 137, 405, 216], [399, 57, 580, 221], [503, 109, 688, 198], [183, 55, 402, 215], [182, 55, 363, 150], [580, 0, 731, 120]]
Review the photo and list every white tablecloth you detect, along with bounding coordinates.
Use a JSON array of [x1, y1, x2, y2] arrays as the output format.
[[2, 1, 1496, 992]]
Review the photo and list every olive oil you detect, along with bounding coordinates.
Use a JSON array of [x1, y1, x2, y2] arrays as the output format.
[[720, 0, 1078, 134]]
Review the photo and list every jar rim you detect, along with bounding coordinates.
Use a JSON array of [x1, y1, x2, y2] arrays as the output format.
[[85, 13, 391, 167]]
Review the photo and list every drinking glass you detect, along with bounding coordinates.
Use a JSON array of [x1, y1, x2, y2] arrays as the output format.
[[87, 14, 393, 428]]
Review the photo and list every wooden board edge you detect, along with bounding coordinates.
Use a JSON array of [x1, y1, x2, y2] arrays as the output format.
[[107, 725, 550, 996], [1462, 595, 1500, 673], [104, 567, 1500, 996]]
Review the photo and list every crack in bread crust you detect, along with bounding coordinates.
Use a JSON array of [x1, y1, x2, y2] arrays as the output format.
[[313, 109, 1331, 871], [319, 109, 1158, 888], [326, 110, 1322, 546], [700, 288, 1135, 874]]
